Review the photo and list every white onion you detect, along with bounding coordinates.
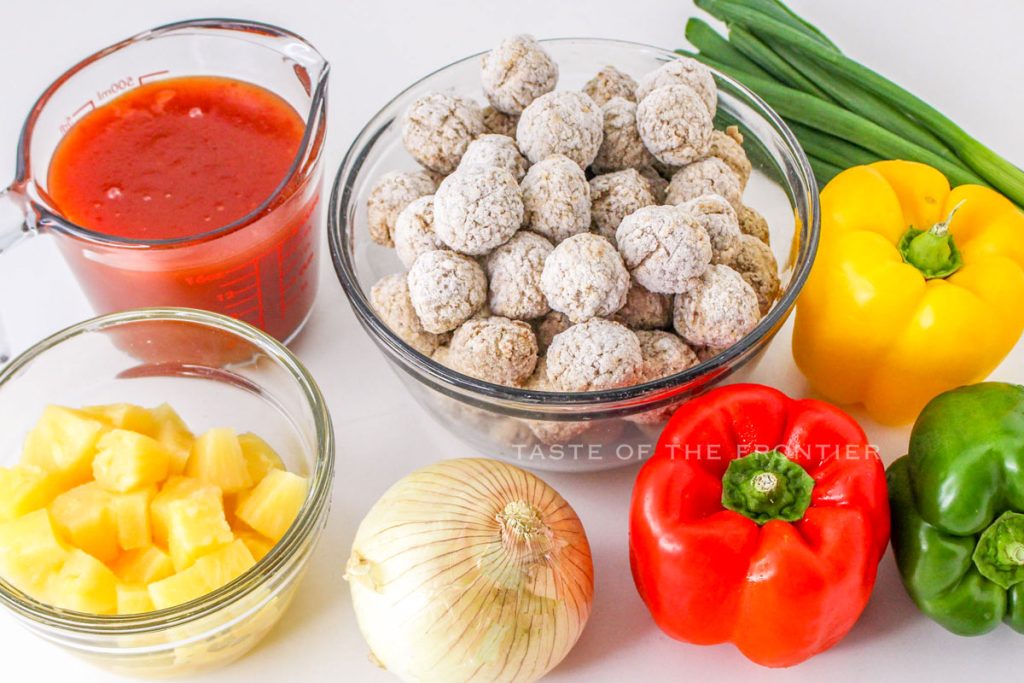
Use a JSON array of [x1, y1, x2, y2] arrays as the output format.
[[345, 458, 594, 683]]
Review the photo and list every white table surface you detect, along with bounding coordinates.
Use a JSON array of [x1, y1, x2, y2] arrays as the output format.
[[1, 0, 1023, 680]]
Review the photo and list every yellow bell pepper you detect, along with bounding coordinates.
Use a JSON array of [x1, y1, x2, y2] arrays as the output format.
[[792, 160, 1024, 425]]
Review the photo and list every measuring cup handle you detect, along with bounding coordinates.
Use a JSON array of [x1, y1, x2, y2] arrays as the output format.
[[0, 185, 36, 363]]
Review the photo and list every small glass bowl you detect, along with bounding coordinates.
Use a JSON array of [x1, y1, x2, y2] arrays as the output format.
[[0, 308, 334, 676], [329, 38, 818, 472]]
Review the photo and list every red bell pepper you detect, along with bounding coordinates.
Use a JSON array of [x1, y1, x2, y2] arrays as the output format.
[[629, 384, 889, 667]]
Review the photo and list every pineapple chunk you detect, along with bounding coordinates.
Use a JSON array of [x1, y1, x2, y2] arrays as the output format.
[[22, 405, 108, 488], [235, 469, 308, 541], [151, 477, 223, 546], [81, 403, 158, 437], [0, 509, 69, 599], [112, 487, 157, 550], [236, 530, 276, 561], [117, 583, 155, 614], [151, 404, 194, 476], [192, 539, 255, 589], [49, 482, 119, 565], [148, 567, 210, 610], [238, 433, 284, 485], [186, 428, 252, 494], [112, 546, 174, 585], [49, 548, 118, 615], [93, 429, 171, 493], [165, 496, 234, 572], [0, 464, 61, 523]]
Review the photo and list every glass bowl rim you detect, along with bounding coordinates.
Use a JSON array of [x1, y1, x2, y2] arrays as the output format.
[[0, 307, 335, 637], [328, 36, 819, 409]]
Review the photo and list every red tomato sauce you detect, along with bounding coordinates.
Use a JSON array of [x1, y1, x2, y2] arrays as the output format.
[[46, 76, 319, 341]]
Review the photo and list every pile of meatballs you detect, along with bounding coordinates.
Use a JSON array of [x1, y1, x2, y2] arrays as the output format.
[[368, 35, 779, 401]]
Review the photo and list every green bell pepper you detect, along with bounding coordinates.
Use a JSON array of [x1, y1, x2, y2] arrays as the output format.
[[888, 382, 1024, 635]]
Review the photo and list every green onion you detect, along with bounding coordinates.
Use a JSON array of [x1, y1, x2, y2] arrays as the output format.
[[686, 53, 985, 187], [727, 25, 833, 101], [769, 42, 955, 161], [682, 18, 773, 80], [787, 122, 880, 169], [806, 156, 844, 185], [693, 0, 1024, 205]]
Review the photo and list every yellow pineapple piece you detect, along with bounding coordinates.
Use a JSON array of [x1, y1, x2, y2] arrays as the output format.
[[93, 429, 171, 493], [235, 469, 308, 541], [112, 487, 157, 550], [151, 404, 194, 476], [148, 567, 210, 610], [112, 546, 174, 585], [151, 477, 223, 547], [238, 433, 284, 485], [81, 403, 158, 437], [22, 405, 108, 488], [0, 509, 69, 600], [116, 583, 155, 614], [165, 496, 234, 572], [49, 548, 118, 615], [49, 482, 119, 565], [186, 428, 252, 494], [191, 539, 255, 589], [236, 530, 276, 561], [0, 464, 61, 523]]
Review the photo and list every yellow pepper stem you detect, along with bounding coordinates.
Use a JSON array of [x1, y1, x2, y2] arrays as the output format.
[[898, 201, 965, 279]]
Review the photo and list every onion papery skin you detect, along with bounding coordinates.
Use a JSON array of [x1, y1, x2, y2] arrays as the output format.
[[345, 458, 594, 683]]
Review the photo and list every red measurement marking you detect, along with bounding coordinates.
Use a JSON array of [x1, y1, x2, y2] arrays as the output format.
[[72, 100, 96, 118], [137, 70, 170, 85]]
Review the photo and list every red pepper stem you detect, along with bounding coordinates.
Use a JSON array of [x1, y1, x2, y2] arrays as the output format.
[[720, 450, 814, 525]]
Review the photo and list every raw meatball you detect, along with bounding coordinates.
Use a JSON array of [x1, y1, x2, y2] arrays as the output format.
[[638, 166, 669, 204], [521, 155, 591, 243], [393, 195, 442, 268], [523, 358, 591, 443], [407, 250, 487, 333], [402, 92, 485, 174], [517, 91, 604, 169], [433, 166, 524, 256], [449, 316, 538, 386], [485, 231, 553, 320], [681, 194, 742, 263], [481, 35, 558, 115], [590, 169, 657, 241], [541, 233, 630, 323], [616, 205, 712, 294], [431, 343, 451, 366], [707, 126, 751, 189], [482, 106, 520, 137], [636, 84, 714, 167], [457, 134, 528, 181], [738, 205, 771, 245], [636, 57, 717, 115], [626, 330, 699, 425], [666, 157, 743, 211], [725, 234, 780, 315], [533, 310, 571, 354], [592, 97, 655, 174], [634, 330, 699, 382], [583, 65, 638, 105], [370, 274, 442, 355], [673, 264, 760, 348], [695, 345, 727, 363], [546, 319, 643, 391], [367, 170, 436, 247], [612, 281, 672, 330]]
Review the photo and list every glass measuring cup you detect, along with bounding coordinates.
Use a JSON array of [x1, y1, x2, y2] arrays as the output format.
[[0, 19, 329, 360]]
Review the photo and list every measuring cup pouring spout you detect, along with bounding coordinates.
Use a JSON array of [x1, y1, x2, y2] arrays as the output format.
[[0, 18, 330, 361]]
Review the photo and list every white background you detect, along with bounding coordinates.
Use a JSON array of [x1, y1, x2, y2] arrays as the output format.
[[2, 1, 1023, 681]]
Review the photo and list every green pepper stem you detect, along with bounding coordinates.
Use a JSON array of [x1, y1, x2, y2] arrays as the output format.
[[897, 201, 965, 279], [721, 450, 814, 525], [973, 511, 1024, 590]]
